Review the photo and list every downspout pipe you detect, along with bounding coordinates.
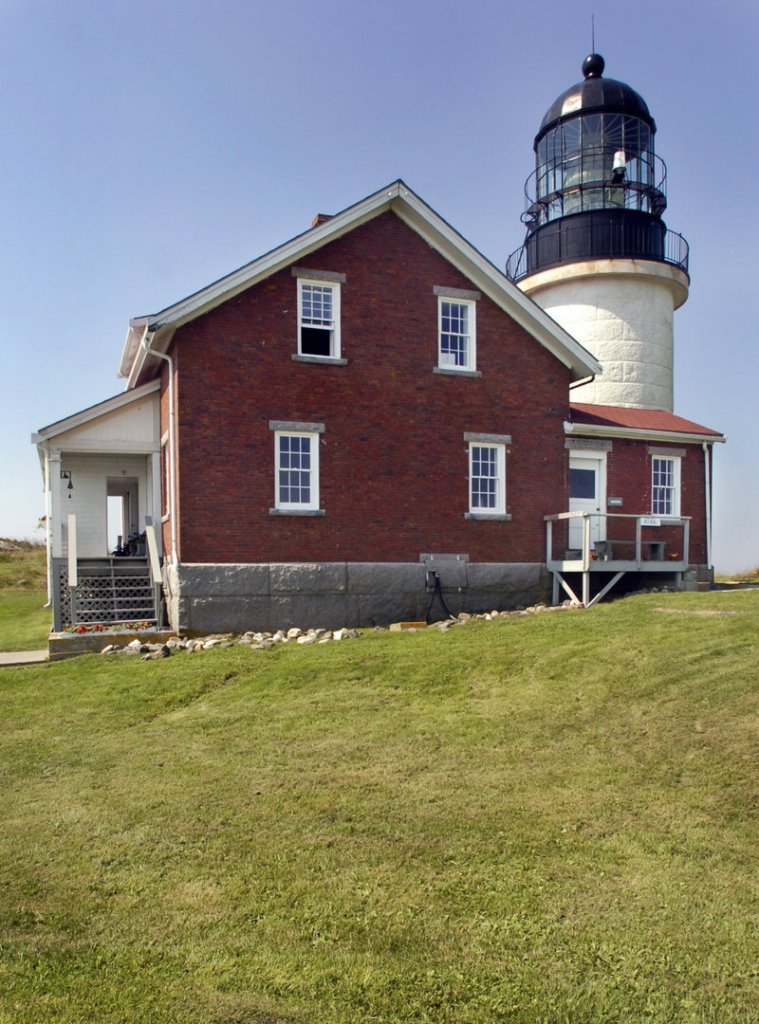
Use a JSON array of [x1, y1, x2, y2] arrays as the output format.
[[702, 442, 712, 571], [140, 332, 177, 565], [569, 373, 596, 392]]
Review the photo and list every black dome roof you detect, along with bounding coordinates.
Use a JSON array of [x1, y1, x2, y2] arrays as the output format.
[[537, 54, 656, 140]]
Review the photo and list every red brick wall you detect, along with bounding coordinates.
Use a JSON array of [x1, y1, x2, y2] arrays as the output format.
[[605, 439, 708, 563], [165, 211, 575, 564]]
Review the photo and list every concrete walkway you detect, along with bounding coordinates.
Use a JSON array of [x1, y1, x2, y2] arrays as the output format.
[[0, 650, 48, 667]]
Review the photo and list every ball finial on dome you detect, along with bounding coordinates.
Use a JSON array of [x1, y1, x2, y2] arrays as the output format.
[[582, 53, 605, 78]]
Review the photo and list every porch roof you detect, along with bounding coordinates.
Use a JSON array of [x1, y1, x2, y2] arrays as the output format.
[[33, 380, 160, 444], [568, 403, 725, 444]]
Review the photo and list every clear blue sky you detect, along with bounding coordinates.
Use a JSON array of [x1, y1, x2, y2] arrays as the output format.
[[2, 0, 756, 572]]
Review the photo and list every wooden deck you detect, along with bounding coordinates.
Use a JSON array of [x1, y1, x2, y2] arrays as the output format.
[[545, 512, 690, 607]]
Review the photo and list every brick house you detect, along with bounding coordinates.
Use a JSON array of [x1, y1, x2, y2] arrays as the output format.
[[33, 176, 723, 633]]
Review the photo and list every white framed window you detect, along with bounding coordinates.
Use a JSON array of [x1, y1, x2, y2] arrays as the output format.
[[269, 421, 325, 514], [469, 443, 505, 513], [464, 432, 511, 519], [438, 297, 476, 371], [274, 431, 319, 511], [651, 456, 681, 516], [297, 279, 341, 358]]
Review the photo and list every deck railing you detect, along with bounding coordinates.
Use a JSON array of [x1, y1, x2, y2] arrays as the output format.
[[544, 511, 690, 571]]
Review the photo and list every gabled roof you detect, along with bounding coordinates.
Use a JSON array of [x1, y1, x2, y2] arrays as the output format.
[[120, 180, 601, 388], [33, 380, 160, 443], [568, 403, 725, 443]]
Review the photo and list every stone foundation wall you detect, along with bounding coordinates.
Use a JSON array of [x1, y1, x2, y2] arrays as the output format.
[[165, 560, 550, 634], [49, 629, 176, 662]]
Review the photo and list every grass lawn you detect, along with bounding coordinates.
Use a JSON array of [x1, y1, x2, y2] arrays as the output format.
[[0, 590, 757, 1023], [0, 542, 50, 651]]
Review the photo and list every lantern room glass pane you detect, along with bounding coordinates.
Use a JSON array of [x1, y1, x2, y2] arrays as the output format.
[[532, 110, 662, 224]]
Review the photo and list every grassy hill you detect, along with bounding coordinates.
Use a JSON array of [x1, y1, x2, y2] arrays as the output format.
[[0, 590, 757, 1023], [0, 540, 50, 651]]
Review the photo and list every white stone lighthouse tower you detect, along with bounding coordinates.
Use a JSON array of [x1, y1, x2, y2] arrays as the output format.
[[506, 54, 689, 412]]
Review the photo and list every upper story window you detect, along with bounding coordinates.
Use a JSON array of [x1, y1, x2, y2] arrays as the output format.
[[433, 286, 481, 375], [292, 268, 345, 361], [651, 455, 681, 516], [440, 300, 473, 368]]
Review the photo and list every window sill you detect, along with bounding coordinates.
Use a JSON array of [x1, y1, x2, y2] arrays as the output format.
[[433, 367, 482, 378], [292, 354, 348, 366], [269, 508, 326, 516], [465, 512, 512, 521]]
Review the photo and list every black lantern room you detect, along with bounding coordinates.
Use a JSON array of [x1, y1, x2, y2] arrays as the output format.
[[506, 54, 689, 280]]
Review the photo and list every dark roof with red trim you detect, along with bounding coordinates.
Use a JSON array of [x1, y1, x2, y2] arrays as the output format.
[[570, 403, 723, 438]]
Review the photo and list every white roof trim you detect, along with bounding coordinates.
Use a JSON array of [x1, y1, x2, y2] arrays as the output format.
[[33, 379, 160, 445], [564, 420, 726, 445], [120, 180, 601, 388]]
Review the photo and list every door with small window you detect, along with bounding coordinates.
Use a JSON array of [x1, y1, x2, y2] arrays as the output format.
[[568, 454, 606, 551]]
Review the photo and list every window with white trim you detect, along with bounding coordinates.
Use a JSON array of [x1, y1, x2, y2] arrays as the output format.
[[275, 431, 320, 511], [298, 279, 340, 358], [469, 443, 506, 514], [438, 297, 476, 371], [651, 456, 680, 516]]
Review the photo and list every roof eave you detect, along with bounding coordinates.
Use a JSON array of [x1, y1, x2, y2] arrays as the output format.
[[565, 421, 726, 445], [119, 318, 150, 381]]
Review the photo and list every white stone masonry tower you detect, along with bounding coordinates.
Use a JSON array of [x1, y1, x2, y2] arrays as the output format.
[[506, 54, 689, 411]]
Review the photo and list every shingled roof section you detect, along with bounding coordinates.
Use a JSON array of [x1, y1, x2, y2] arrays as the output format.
[[570, 403, 724, 438]]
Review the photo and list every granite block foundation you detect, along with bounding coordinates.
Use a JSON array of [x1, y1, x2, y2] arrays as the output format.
[[166, 561, 550, 634]]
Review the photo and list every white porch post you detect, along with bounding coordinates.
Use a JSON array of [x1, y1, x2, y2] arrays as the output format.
[[148, 452, 163, 556], [582, 514, 591, 571], [48, 450, 64, 558], [67, 514, 78, 587], [42, 449, 53, 605]]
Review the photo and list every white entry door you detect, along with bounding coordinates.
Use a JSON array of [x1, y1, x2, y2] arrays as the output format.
[[569, 454, 606, 551]]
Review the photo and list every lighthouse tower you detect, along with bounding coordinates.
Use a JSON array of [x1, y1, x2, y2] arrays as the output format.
[[506, 54, 689, 411]]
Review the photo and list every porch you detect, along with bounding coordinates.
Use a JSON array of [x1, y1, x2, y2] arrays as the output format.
[[32, 381, 165, 632], [52, 514, 164, 631], [545, 512, 690, 607]]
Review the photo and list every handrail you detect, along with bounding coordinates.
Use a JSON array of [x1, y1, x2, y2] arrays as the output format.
[[545, 512, 691, 568], [544, 512, 690, 522]]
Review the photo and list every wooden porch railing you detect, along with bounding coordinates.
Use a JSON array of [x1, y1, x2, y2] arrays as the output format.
[[53, 514, 164, 630], [544, 512, 691, 607]]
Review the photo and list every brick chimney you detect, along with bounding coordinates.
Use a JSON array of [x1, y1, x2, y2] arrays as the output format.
[[311, 213, 333, 228]]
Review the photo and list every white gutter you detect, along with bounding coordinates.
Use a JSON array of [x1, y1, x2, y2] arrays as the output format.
[[703, 441, 712, 569], [140, 330, 177, 564], [564, 420, 727, 446]]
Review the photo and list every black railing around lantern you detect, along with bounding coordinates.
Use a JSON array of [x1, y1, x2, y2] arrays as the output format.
[[505, 215, 689, 282]]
